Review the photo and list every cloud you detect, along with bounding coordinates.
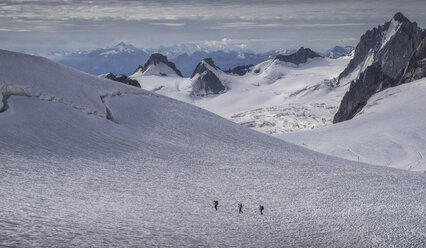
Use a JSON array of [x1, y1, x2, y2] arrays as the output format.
[[0, 28, 32, 32], [210, 22, 373, 29], [1, 0, 426, 53], [149, 22, 185, 27], [2, 0, 425, 23]]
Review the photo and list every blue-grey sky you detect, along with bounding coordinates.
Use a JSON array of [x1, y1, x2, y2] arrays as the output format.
[[1, 0, 425, 53]]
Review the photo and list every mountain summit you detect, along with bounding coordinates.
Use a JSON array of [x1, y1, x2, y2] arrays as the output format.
[[190, 58, 226, 96], [334, 12, 425, 123], [138, 53, 183, 77]]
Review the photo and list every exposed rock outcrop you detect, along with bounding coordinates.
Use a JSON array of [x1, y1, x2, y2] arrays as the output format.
[[190, 58, 226, 96], [334, 63, 394, 122], [132, 65, 143, 74], [275, 47, 321, 65], [225, 64, 254, 76], [101, 73, 141, 88]]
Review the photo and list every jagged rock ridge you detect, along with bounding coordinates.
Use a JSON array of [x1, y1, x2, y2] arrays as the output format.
[[275, 47, 321, 65], [334, 12, 426, 123], [190, 58, 226, 96]]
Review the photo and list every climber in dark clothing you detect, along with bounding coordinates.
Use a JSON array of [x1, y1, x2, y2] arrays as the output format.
[[259, 205, 264, 215], [238, 203, 243, 213], [214, 200, 219, 211]]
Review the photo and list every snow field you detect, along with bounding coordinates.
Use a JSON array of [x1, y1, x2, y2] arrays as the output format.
[[280, 78, 426, 172], [1, 50, 425, 247]]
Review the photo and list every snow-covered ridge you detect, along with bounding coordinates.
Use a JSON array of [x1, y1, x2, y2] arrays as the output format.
[[0, 49, 157, 119]]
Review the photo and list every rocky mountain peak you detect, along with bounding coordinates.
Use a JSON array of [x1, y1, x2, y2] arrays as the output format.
[[190, 58, 226, 96], [338, 12, 424, 84], [141, 53, 183, 77], [393, 12, 409, 23], [201, 58, 218, 69], [144, 53, 169, 66], [275, 47, 321, 65], [191, 58, 220, 78], [334, 12, 425, 123]]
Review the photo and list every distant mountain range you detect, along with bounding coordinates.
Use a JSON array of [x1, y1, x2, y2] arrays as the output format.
[[46, 43, 353, 77], [320, 46, 355, 59]]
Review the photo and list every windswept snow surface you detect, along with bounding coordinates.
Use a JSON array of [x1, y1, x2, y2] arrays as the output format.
[[1, 50, 426, 247], [131, 56, 351, 134], [279, 78, 426, 172]]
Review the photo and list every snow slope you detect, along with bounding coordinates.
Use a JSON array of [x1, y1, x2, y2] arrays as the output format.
[[1, 50, 426, 247], [279, 78, 426, 172], [131, 56, 351, 134]]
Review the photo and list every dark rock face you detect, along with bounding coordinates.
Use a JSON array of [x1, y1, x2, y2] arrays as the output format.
[[132, 65, 143, 74], [103, 73, 141, 88], [142, 53, 183, 77], [376, 15, 424, 78], [334, 12, 426, 123], [334, 63, 394, 122], [190, 58, 226, 96], [338, 24, 390, 82], [400, 37, 426, 84], [275, 47, 321, 65], [225, 64, 254, 76]]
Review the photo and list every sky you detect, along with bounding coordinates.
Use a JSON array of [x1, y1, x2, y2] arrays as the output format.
[[1, 0, 425, 53]]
